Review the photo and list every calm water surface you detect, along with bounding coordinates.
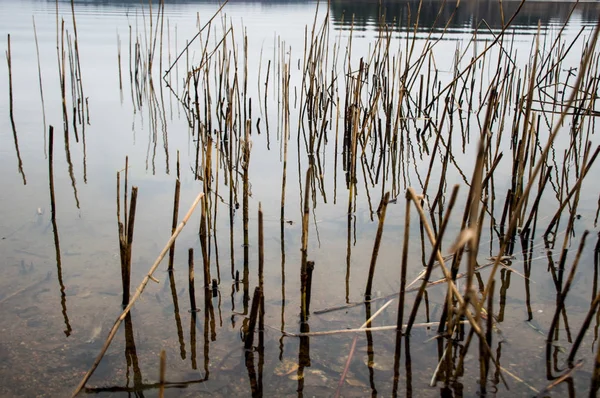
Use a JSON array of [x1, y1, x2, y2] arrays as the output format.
[[1, 0, 599, 396]]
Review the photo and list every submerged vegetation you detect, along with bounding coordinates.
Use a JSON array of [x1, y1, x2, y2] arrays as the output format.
[[2, 0, 600, 396]]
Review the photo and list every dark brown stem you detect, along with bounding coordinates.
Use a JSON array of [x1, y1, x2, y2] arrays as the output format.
[[189, 248, 197, 312], [168, 179, 181, 271], [365, 192, 391, 300]]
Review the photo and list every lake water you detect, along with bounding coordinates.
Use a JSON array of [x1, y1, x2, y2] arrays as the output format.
[[1, 0, 600, 396]]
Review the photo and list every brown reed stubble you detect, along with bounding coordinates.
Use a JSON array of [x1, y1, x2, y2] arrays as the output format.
[[244, 286, 261, 351], [117, 180, 138, 307], [300, 166, 312, 323], [200, 197, 210, 289]]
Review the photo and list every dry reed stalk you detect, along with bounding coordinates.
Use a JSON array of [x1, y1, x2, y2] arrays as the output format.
[[188, 248, 197, 312], [406, 185, 459, 334], [49, 125, 57, 225], [167, 271, 186, 360], [280, 63, 290, 222], [168, 179, 181, 270], [120, 186, 138, 306], [58, 19, 80, 208], [281, 321, 465, 338], [481, 279, 495, 393], [300, 166, 312, 321], [591, 324, 600, 395], [6, 34, 26, 185], [32, 17, 48, 158], [480, 16, 600, 310], [244, 287, 261, 351], [117, 31, 122, 92], [158, 350, 166, 398], [211, 141, 221, 285], [124, 156, 129, 231], [69, 0, 86, 158], [48, 123, 71, 338], [164, 0, 229, 78], [465, 91, 496, 297], [228, 115, 235, 281], [190, 309, 197, 369], [396, 192, 411, 332], [242, 121, 250, 268], [513, 23, 541, 223], [406, 189, 506, 384], [365, 192, 391, 299], [258, 203, 264, 291], [257, 203, 265, 351], [200, 198, 210, 289], [71, 192, 204, 397]]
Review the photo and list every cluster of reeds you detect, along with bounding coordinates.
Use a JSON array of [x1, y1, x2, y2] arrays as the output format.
[[55, 0, 88, 195], [65, 0, 600, 396]]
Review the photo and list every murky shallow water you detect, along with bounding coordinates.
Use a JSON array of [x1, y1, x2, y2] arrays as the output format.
[[1, 0, 600, 396]]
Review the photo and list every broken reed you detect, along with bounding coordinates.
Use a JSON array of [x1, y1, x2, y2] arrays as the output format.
[[300, 166, 312, 323], [117, 157, 138, 307]]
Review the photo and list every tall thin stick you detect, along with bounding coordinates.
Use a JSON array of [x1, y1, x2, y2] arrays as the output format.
[[33, 17, 48, 158], [300, 166, 312, 322], [189, 248, 197, 312], [6, 34, 27, 184], [168, 179, 181, 270], [396, 192, 411, 332]]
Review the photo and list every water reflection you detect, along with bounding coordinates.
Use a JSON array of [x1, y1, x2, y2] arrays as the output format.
[[330, 0, 600, 32], [2, 0, 600, 395], [168, 271, 187, 360], [53, 0, 600, 32], [48, 125, 72, 337]]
